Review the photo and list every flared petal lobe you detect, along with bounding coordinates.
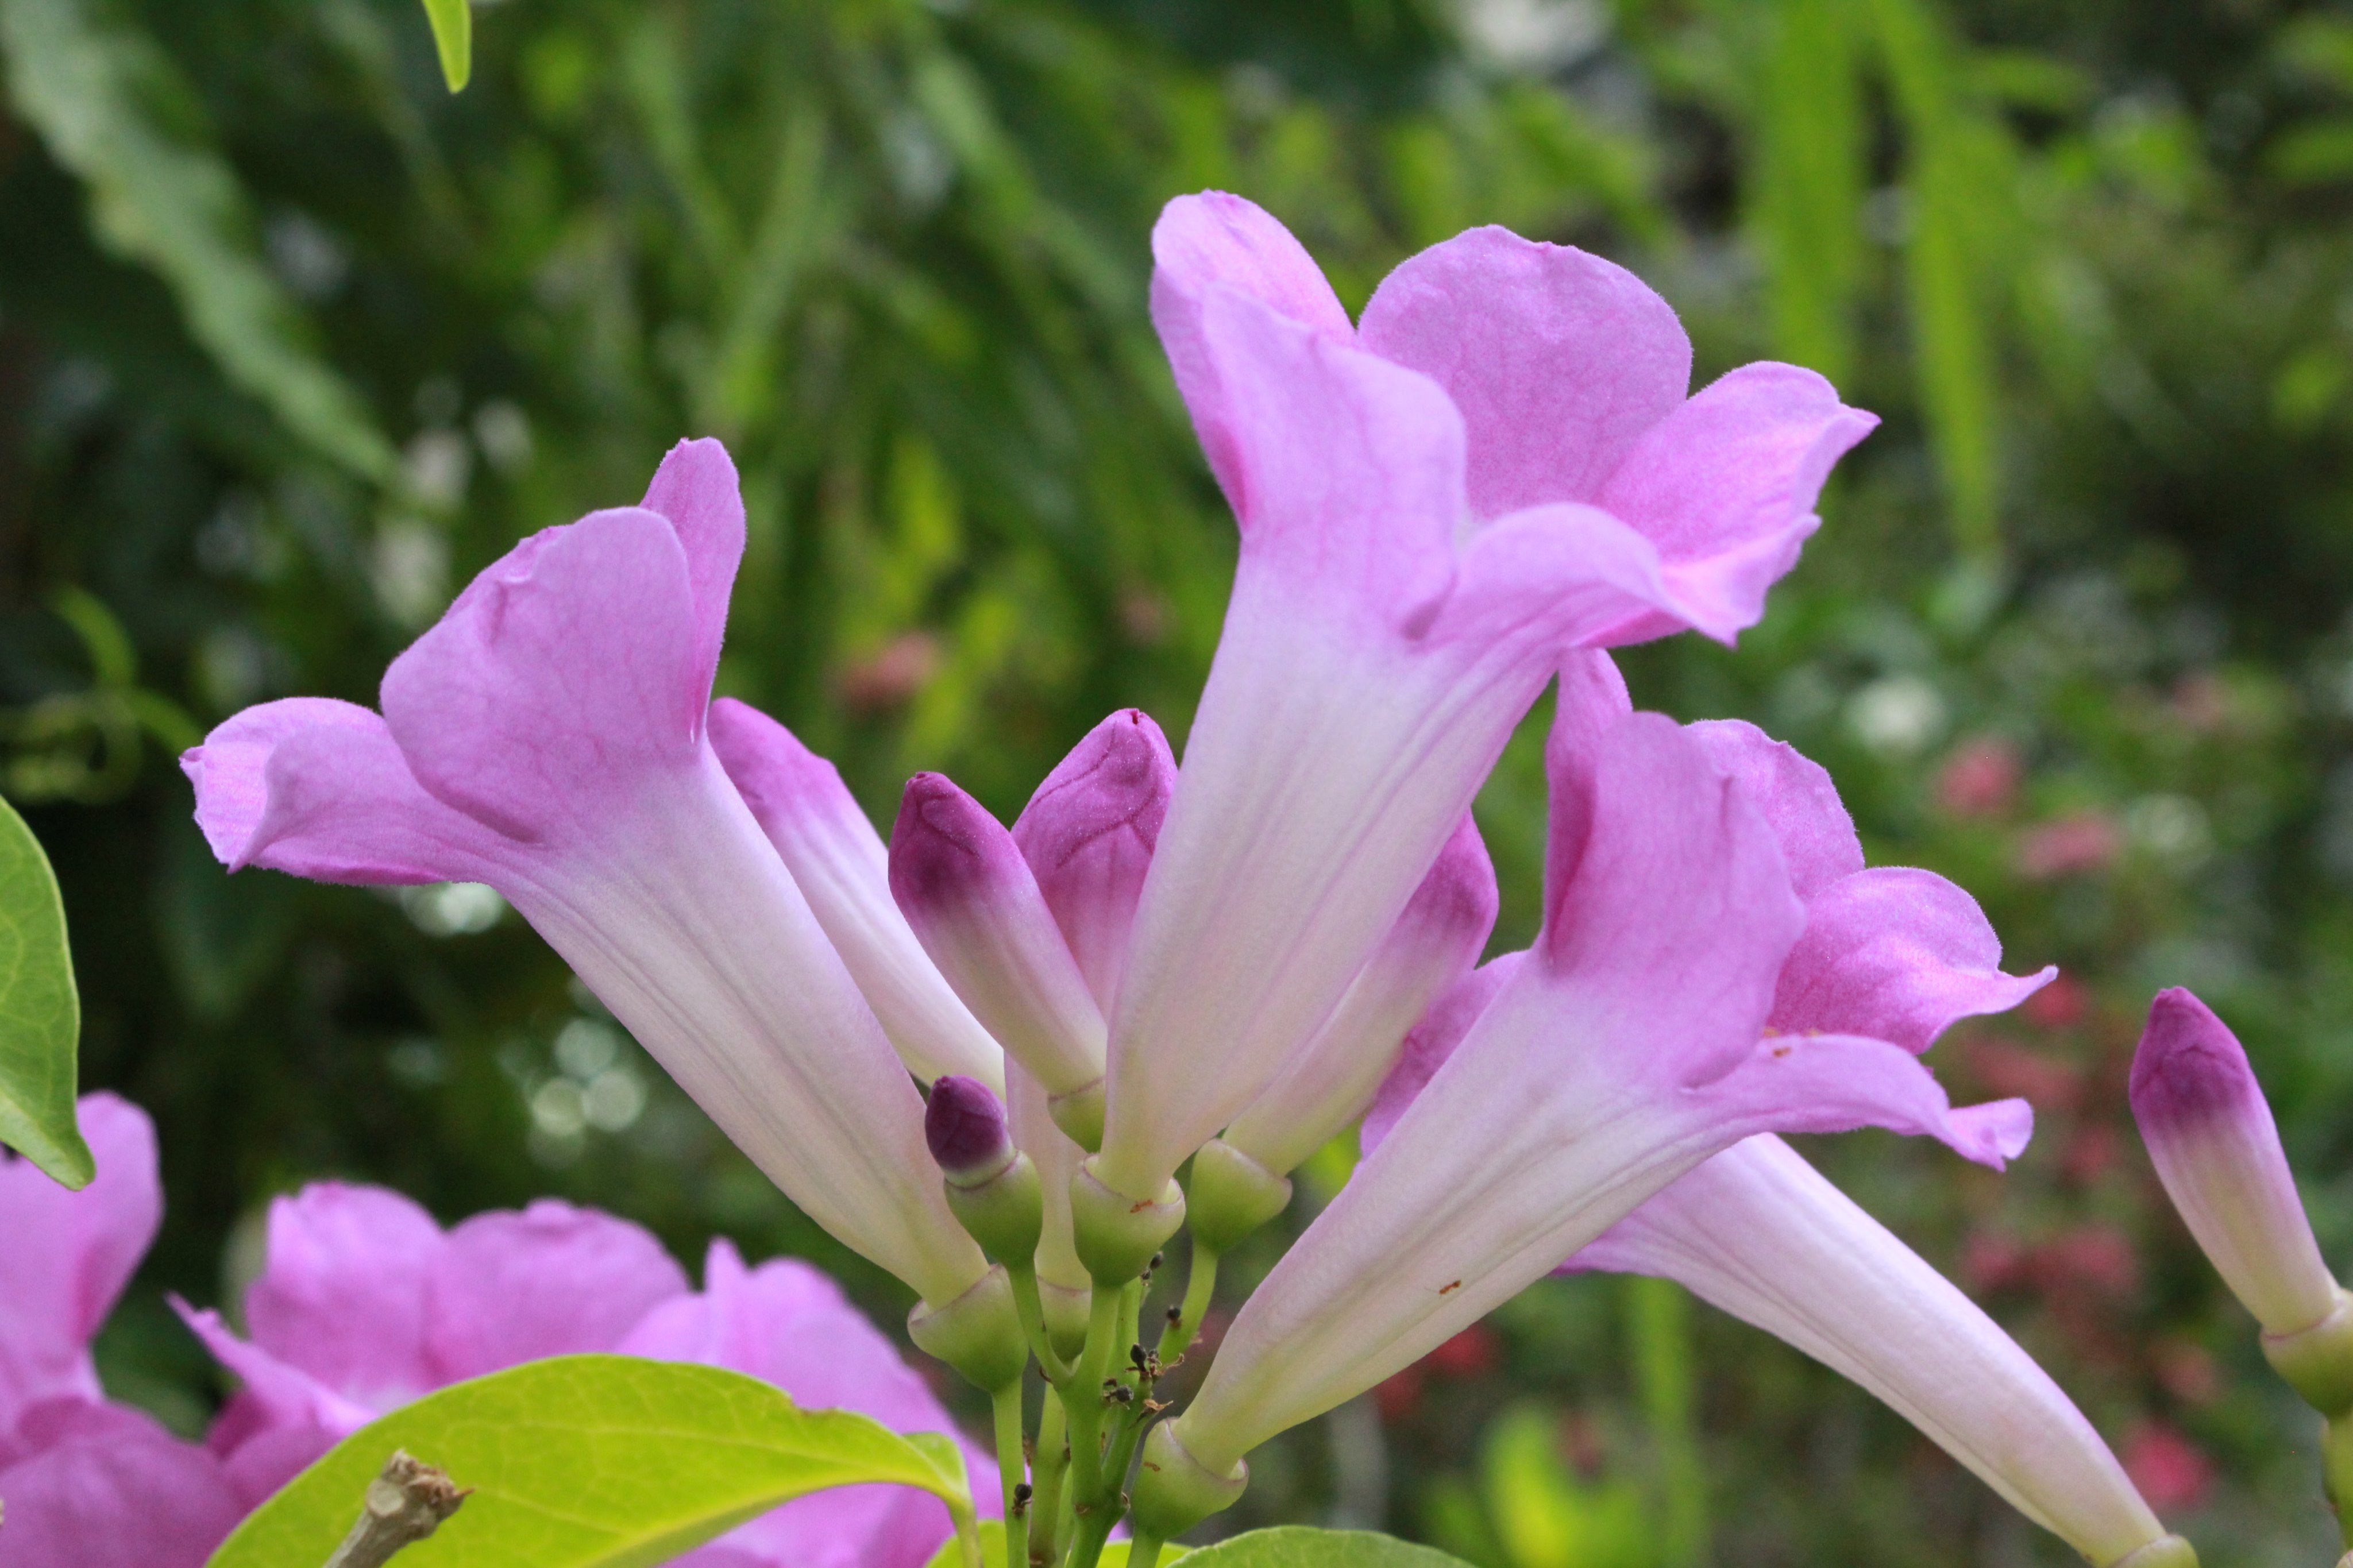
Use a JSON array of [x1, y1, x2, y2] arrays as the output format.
[[1012, 709, 1176, 1016], [1573, 1137, 2171, 1565], [0, 1401, 241, 1568], [2131, 988, 2339, 1337], [711, 698, 1003, 1091]]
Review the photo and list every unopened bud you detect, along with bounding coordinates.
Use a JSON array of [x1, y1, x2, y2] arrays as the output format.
[[927, 1077, 1044, 1262], [2108, 1536, 2198, 1568]]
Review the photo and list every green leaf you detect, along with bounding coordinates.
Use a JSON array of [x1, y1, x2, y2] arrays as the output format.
[[206, 1355, 979, 1568], [0, 791, 86, 1188], [1176, 1528, 1474, 1567], [924, 1520, 1185, 1567], [422, 0, 472, 92], [0, 0, 395, 480]]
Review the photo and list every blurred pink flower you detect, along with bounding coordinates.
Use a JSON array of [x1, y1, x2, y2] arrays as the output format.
[[0, 1095, 241, 1567], [2023, 972, 2090, 1030], [2121, 1422, 2213, 1514], [1937, 736, 2023, 817], [178, 1183, 996, 1568], [2017, 813, 2123, 880]]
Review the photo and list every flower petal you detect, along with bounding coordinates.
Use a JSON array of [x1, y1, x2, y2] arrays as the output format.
[[1773, 867, 2054, 1051], [1006, 1061, 1091, 1300], [174, 1297, 377, 1438], [241, 1182, 442, 1409], [1572, 1137, 2169, 1565], [1357, 226, 1692, 519], [381, 506, 707, 840], [0, 1403, 241, 1568], [425, 1199, 691, 1381], [639, 437, 747, 702], [1694, 1031, 2032, 1170], [1360, 952, 1523, 1158], [1012, 709, 1177, 1015], [891, 773, 1106, 1108], [183, 698, 505, 885], [1686, 720, 1862, 898], [711, 699, 1002, 1090], [0, 1094, 160, 1423], [1149, 192, 1355, 511], [1223, 813, 1497, 1177]]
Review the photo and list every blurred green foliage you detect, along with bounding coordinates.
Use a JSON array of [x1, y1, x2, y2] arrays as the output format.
[[7, 0, 2353, 1562]]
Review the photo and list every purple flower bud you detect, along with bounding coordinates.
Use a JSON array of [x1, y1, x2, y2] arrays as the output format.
[[2131, 987, 2338, 1337], [925, 1075, 1016, 1188], [1013, 709, 1176, 1014]]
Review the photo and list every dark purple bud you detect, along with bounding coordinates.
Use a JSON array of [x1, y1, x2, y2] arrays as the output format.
[[927, 1074, 1016, 1187]]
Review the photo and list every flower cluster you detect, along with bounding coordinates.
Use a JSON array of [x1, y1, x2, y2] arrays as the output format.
[[180, 194, 2206, 1566], [1, 1096, 990, 1566]]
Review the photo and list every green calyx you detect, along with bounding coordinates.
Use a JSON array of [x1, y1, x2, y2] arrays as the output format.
[[1186, 1138, 1293, 1254], [946, 1149, 1046, 1264], [2107, 1536, 2199, 1568], [1070, 1156, 1186, 1286], [1039, 1275, 1093, 1364], [1049, 1077, 1108, 1152], [1127, 1420, 1248, 1541], [2264, 1287, 2353, 1417], [908, 1265, 1029, 1392]]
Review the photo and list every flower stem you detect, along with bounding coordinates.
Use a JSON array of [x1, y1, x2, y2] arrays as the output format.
[[992, 1380, 1028, 1566], [1126, 1534, 1167, 1568], [1061, 1285, 1124, 1508], [1156, 1243, 1220, 1366], [1030, 1387, 1070, 1567], [1009, 1262, 1077, 1382]]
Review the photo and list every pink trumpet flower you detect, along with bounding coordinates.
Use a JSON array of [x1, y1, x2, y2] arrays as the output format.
[[180, 441, 986, 1310], [709, 698, 1003, 1094], [0, 1095, 241, 1566], [2131, 988, 2342, 1341], [1571, 1138, 2182, 1567], [179, 1183, 996, 1568], [1150, 661, 2024, 1482], [1097, 194, 1877, 1202]]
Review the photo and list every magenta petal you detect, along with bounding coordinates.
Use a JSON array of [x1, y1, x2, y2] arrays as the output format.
[[0, 1094, 161, 1423], [1012, 709, 1177, 1015], [1698, 1032, 2032, 1170], [381, 507, 705, 839], [1360, 952, 1523, 1158], [1150, 193, 1355, 511], [1594, 362, 1876, 566], [425, 1200, 690, 1382], [1357, 226, 1692, 519], [175, 1297, 377, 1438], [639, 437, 748, 702], [0, 1405, 241, 1568], [242, 1183, 442, 1408], [1773, 868, 2055, 1051], [1687, 720, 1862, 898], [183, 699, 504, 885]]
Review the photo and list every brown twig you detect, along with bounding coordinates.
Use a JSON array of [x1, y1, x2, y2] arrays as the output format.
[[322, 1450, 468, 1568]]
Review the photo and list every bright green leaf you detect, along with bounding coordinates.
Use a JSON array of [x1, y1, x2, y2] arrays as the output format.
[[1176, 1527, 1475, 1567], [923, 1520, 1185, 1567], [0, 792, 86, 1188], [206, 1355, 979, 1568], [0, 0, 395, 480], [423, 0, 472, 92]]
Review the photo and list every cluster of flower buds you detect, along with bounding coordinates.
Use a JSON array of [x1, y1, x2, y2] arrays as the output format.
[[185, 192, 2219, 1567]]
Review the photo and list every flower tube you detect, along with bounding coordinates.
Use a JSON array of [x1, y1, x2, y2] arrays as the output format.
[[1136, 685, 2023, 1520], [1575, 1137, 2188, 1567], [1098, 194, 1877, 1202], [892, 773, 1110, 1149], [709, 697, 1003, 1093], [182, 440, 986, 1310]]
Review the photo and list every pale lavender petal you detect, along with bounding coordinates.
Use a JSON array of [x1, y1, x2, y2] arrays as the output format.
[[892, 773, 1105, 1113], [1572, 1137, 2169, 1564], [1357, 226, 1692, 519], [639, 437, 747, 702], [1360, 953, 1524, 1158], [1224, 813, 1498, 1176], [175, 1299, 377, 1438], [1005, 1060, 1091, 1304], [380, 507, 707, 840], [0, 1094, 160, 1424], [0, 1401, 241, 1568], [182, 699, 508, 886], [2130, 988, 2338, 1337], [242, 1182, 441, 1409], [1012, 709, 1177, 1015], [1773, 867, 2055, 1051], [710, 699, 1001, 1090], [1695, 1032, 2032, 1169], [425, 1200, 691, 1381], [1686, 720, 1862, 898], [1594, 362, 1876, 567], [1149, 192, 1355, 510]]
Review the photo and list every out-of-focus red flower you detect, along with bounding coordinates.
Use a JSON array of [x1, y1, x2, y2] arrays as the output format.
[[2017, 813, 2122, 880], [839, 630, 941, 711], [2121, 1422, 2213, 1513], [2152, 1339, 2223, 1407], [2022, 973, 2089, 1030], [1966, 1037, 2085, 1113], [1937, 737, 2023, 817], [1559, 1409, 1606, 1479], [1962, 1229, 2028, 1293], [2061, 1122, 2122, 1186], [1426, 1324, 1500, 1378], [2036, 1224, 2140, 1301], [1374, 1365, 1422, 1423]]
